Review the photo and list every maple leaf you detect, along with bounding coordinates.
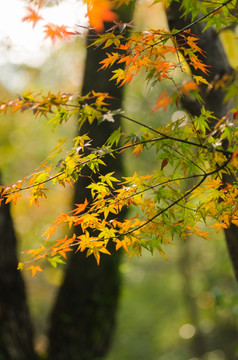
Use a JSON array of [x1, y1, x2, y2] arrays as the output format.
[[99, 52, 120, 70], [161, 157, 169, 170], [58, 247, 73, 259], [132, 143, 143, 158], [115, 239, 129, 253], [48, 256, 66, 268], [44, 24, 74, 44], [22, 7, 43, 28], [90, 246, 111, 265], [5, 192, 22, 205], [210, 222, 228, 232], [181, 81, 198, 95], [86, 0, 118, 33], [190, 55, 209, 75], [99, 172, 119, 188], [42, 225, 56, 242], [186, 35, 204, 56], [193, 75, 209, 85], [27, 265, 43, 277], [17, 262, 24, 271], [153, 90, 172, 112], [110, 68, 133, 86], [26, 245, 46, 257], [73, 199, 89, 215]]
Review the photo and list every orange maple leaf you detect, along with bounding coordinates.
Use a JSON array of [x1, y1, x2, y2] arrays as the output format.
[[181, 80, 198, 95], [44, 24, 74, 44], [58, 248, 73, 259], [73, 199, 89, 215], [86, 0, 118, 33], [210, 222, 228, 233], [22, 7, 43, 28], [153, 90, 172, 112], [190, 55, 209, 75], [132, 143, 143, 158], [42, 225, 56, 242], [5, 192, 22, 205], [115, 239, 129, 253], [27, 265, 43, 277], [100, 52, 120, 70]]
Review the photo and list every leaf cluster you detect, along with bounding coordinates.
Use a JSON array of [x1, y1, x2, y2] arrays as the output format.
[[2, 0, 238, 274]]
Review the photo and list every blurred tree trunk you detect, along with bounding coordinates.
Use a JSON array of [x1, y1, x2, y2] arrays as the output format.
[[48, 3, 135, 360], [167, 1, 238, 357], [178, 241, 207, 357], [0, 197, 36, 360], [167, 1, 238, 279]]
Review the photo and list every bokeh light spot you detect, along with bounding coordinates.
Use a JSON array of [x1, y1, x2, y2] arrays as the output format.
[[179, 323, 196, 339]]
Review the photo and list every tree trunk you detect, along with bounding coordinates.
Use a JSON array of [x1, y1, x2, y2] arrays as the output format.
[[0, 197, 36, 360], [48, 3, 135, 360], [167, 1, 238, 356], [167, 1, 238, 280]]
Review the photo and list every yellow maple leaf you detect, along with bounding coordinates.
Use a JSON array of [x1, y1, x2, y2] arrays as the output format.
[[193, 75, 209, 85]]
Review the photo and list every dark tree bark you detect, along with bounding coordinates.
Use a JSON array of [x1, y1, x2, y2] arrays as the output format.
[[48, 3, 135, 360], [0, 197, 36, 360]]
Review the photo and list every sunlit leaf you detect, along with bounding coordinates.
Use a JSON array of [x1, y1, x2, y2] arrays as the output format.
[[22, 6, 43, 28], [86, 0, 118, 33]]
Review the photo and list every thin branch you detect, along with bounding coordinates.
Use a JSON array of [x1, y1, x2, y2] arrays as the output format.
[[120, 114, 232, 155], [130, 0, 233, 56], [164, 143, 206, 174], [170, 0, 233, 37], [123, 155, 231, 237]]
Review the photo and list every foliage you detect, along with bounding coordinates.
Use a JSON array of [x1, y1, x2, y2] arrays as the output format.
[[0, 0, 238, 275]]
